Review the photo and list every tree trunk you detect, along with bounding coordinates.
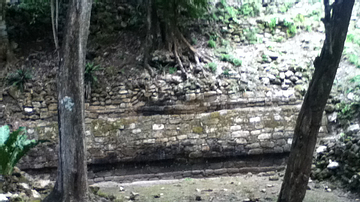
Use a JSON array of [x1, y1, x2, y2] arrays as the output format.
[[0, 0, 9, 69], [278, 1, 355, 202], [143, 0, 155, 76], [43, 0, 92, 201]]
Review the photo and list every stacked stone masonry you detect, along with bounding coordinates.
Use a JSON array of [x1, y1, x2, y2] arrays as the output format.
[[0, 79, 328, 171]]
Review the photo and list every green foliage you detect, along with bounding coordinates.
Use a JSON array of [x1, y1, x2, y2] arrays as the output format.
[[208, 39, 216, 48], [347, 34, 355, 43], [222, 69, 230, 76], [262, 54, 268, 62], [0, 125, 47, 176], [347, 75, 360, 93], [347, 54, 360, 68], [206, 62, 217, 73], [278, 3, 293, 13], [156, 0, 208, 23], [168, 67, 177, 74], [283, 20, 297, 37], [239, 3, 260, 17], [306, 10, 321, 21], [221, 39, 230, 47], [85, 63, 102, 86], [294, 14, 305, 23], [268, 17, 277, 32], [6, 2, 54, 41], [175, 0, 208, 18], [7, 69, 32, 92], [274, 36, 284, 43], [243, 28, 258, 44], [305, 25, 312, 32], [219, 54, 241, 67], [231, 58, 242, 67], [346, 34, 360, 46], [337, 102, 360, 126], [349, 75, 360, 85], [220, 54, 231, 62]]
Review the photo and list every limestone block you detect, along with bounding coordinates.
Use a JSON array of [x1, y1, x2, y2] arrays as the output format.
[[258, 133, 272, 140], [249, 117, 261, 123], [231, 131, 249, 138], [152, 124, 164, 130], [248, 148, 263, 155]]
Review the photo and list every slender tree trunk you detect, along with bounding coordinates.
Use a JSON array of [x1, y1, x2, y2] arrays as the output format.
[[278, 1, 355, 202], [150, 0, 158, 49], [0, 0, 9, 69], [143, 0, 155, 76], [51, 0, 59, 49], [43, 0, 92, 201]]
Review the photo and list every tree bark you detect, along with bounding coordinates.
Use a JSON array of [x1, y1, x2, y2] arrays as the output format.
[[51, 0, 59, 50], [0, 0, 9, 69], [278, 1, 355, 202], [143, 0, 155, 76], [42, 0, 92, 201]]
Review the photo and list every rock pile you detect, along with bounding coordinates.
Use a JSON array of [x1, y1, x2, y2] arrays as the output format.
[[312, 127, 360, 193], [0, 167, 52, 202]]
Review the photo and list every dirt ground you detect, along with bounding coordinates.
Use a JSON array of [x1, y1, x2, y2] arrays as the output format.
[[93, 171, 359, 202]]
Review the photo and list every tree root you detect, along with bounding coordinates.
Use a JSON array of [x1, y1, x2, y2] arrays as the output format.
[[173, 41, 188, 78], [144, 63, 155, 77]]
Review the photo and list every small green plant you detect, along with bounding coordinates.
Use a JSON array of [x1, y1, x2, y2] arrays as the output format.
[[287, 25, 297, 37], [349, 75, 360, 84], [347, 34, 355, 43], [346, 33, 360, 46], [243, 28, 258, 44], [348, 54, 360, 68], [208, 39, 216, 48], [168, 67, 177, 74], [223, 69, 230, 76], [294, 14, 305, 23], [85, 62, 102, 86], [239, 2, 260, 17], [262, 54, 268, 62], [206, 62, 217, 73], [232, 58, 242, 67], [7, 69, 32, 92], [220, 54, 231, 62], [274, 36, 284, 43], [221, 39, 230, 47], [284, 20, 297, 37], [278, 2, 293, 13], [337, 102, 360, 126], [305, 25, 312, 32], [0, 125, 47, 176], [268, 17, 277, 32], [307, 10, 321, 21]]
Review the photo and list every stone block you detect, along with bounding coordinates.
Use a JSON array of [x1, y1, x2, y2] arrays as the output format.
[[260, 141, 275, 148], [48, 104, 57, 111], [230, 125, 242, 131], [258, 133, 272, 140], [235, 138, 247, 144], [248, 148, 263, 155], [245, 143, 260, 149], [143, 139, 155, 144], [249, 117, 261, 123], [177, 135, 187, 140], [152, 124, 165, 130], [232, 131, 249, 138]]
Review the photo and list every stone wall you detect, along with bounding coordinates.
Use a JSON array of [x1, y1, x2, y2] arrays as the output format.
[[0, 73, 328, 170]]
